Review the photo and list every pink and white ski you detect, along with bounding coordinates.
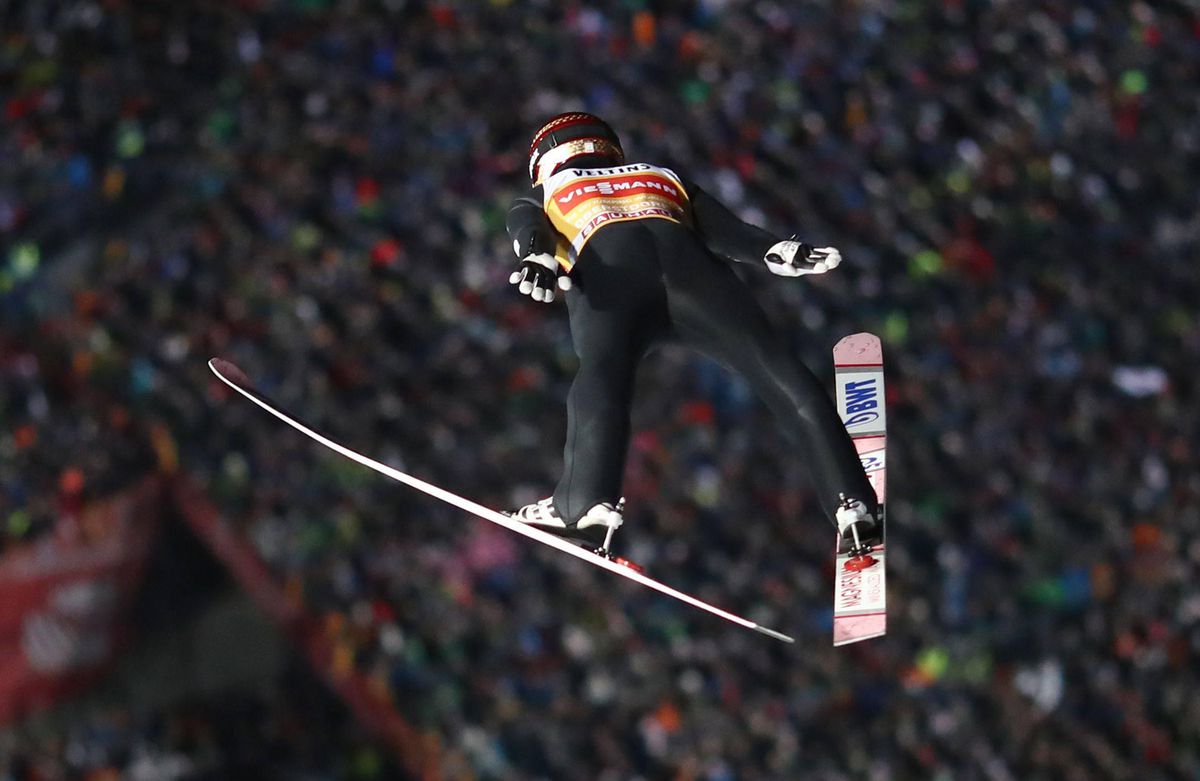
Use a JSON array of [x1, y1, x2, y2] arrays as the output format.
[[832, 333, 887, 646], [208, 358, 794, 644]]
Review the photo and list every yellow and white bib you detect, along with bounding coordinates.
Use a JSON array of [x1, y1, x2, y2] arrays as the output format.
[[542, 163, 692, 270]]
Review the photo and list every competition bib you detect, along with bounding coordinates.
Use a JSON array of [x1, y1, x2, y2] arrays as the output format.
[[542, 163, 692, 269]]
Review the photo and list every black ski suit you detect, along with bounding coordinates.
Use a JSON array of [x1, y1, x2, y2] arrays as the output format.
[[506, 162, 877, 530]]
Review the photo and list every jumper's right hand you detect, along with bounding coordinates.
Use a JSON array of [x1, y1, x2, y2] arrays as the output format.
[[509, 252, 572, 303], [764, 240, 842, 277]]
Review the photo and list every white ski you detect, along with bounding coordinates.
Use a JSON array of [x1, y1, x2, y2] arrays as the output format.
[[832, 333, 887, 646], [208, 358, 794, 644]]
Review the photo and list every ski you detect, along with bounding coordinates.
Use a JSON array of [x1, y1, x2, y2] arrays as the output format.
[[208, 358, 794, 644], [832, 333, 887, 646]]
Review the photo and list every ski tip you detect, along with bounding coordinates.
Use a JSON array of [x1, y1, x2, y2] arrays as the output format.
[[209, 357, 253, 389], [753, 625, 796, 644], [833, 332, 882, 362]]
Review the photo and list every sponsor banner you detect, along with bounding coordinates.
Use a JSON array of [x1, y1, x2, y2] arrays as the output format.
[[173, 477, 441, 781], [0, 477, 162, 725], [542, 162, 654, 191], [553, 173, 686, 211]]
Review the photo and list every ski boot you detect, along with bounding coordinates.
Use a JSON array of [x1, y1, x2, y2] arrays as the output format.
[[509, 497, 625, 553]]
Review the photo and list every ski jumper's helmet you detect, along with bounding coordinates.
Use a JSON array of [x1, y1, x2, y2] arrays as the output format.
[[528, 112, 624, 186]]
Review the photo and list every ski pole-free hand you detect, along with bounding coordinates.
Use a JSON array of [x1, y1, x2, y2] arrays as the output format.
[[765, 240, 842, 277], [509, 252, 570, 302]]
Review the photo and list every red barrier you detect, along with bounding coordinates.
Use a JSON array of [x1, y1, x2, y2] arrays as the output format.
[[0, 476, 163, 725], [171, 475, 442, 781]]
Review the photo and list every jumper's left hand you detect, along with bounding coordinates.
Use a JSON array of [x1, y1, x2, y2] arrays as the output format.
[[764, 240, 842, 277]]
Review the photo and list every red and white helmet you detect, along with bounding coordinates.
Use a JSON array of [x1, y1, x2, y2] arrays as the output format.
[[528, 112, 625, 186]]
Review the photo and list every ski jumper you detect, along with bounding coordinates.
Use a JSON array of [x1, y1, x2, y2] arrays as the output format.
[[506, 162, 878, 530]]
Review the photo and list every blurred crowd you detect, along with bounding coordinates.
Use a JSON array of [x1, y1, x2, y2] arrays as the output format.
[[3, 0, 1198, 778], [1, 672, 400, 781]]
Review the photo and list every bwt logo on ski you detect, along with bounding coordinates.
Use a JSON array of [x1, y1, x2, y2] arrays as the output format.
[[843, 378, 880, 427]]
